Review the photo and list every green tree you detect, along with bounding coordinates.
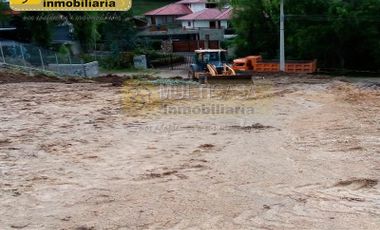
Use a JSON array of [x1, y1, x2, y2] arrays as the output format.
[[97, 12, 137, 53], [26, 12, 53, 47], [228, 0, 380, 70], [68, 12, 100, 53], [7, 12, 54, 47], [0, 0, 10, 27], [228, 0, 280, 58]]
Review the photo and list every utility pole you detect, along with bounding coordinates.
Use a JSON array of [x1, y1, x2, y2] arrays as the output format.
[[280, 0, 285, 72]]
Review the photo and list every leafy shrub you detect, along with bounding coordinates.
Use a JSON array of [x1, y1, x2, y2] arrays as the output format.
[[80, 54, 92, 63], [79, 48, 185, 70], [58, 44, 70, 56], [151, 41, 162, 50], [119, 52, 135, 68], [99, 55, 121, 69]]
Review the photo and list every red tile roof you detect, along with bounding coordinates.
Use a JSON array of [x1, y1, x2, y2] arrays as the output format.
[[177, 8, 230, 21], [176, 0, 208, 3], [215, 8, 233, 20], [144, 3, 192, 16]]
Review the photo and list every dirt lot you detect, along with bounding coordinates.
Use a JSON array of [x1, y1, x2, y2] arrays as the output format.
[[0, 73, 379, 229]]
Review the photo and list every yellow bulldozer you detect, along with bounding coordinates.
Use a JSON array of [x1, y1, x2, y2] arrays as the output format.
[[188, 49, 252, 83]]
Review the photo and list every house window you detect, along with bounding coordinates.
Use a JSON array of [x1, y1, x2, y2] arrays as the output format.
[[151, 17, 156, 25], [209, 21, 216, 29], [188, 21, 191, 27], [206, 3, 216, 8]]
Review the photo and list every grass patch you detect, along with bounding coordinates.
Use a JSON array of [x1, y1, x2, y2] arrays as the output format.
[[99, 67, 158, 75]]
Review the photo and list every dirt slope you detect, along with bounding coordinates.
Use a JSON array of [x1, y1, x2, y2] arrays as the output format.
[[0, 77, 379, 229]]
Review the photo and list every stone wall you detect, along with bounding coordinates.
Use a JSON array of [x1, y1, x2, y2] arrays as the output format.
[[48, 61, 99, 77]]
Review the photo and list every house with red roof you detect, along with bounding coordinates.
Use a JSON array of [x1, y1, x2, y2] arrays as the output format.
[[142, 0, 234, 52], [144, 0, 231, 30], [177, 7, 232, 29], [144, 3, 193, 28]]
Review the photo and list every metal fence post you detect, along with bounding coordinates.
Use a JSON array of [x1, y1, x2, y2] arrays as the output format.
[[38, 49, 45, 70], [170, 52, 173, 70], [0, 41, 5, 63], [19, 44, 27, 67]]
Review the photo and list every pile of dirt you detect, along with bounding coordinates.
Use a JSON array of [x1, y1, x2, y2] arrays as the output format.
[[0, 68, 63, 84], [356, 82, 380, 90], [0, 68, 159, 86], [331, 82, 380, 103], [198, 144, 215, 150], [335, 178, 378, 189], [95, 74, 130, 86], [94, 74, 159, 87], [229, 123, 274, 131]]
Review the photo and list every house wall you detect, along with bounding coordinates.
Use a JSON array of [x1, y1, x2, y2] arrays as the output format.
[[189, 3, 206, 12], [181, 20, 211, 29], [182, 20, 229, 29], [221, 20, 228, 29], [194, 20, 212, 28], [149, 16, 178, 25], [181, 21, 194, 29]]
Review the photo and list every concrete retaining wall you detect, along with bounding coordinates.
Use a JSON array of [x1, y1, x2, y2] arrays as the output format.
[[48, 61, 99, 77]]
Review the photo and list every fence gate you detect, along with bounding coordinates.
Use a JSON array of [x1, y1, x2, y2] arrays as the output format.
[[150, 53, 193, 71], [172, 40, 220, 52]]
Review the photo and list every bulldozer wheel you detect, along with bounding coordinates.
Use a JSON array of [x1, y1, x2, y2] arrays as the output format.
[[199, 75, 206, 84], [188, 70, 197, 81]]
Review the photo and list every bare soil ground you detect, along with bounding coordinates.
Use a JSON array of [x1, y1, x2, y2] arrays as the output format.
[[0, 73, 379, 230]]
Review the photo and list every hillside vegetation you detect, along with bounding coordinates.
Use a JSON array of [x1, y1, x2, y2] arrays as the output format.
[[230, 0, 380, 71]]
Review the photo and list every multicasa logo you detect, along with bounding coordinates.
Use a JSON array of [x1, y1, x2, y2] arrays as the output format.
[[10, 0, 132, 11]]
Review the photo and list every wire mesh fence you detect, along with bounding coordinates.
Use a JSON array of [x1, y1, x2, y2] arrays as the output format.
[[0, 39, 194, 76], [0, 40, 93, 76]]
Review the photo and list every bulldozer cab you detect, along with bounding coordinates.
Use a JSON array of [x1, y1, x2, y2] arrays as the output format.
[[193, 49, 227, 71]]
